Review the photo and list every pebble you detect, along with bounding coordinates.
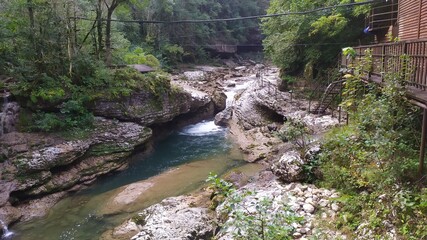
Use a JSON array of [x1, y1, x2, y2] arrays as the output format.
[[293, 232, 302, 238], [319, 199, 329, 207], [331, 203, 340, 212], [302, 204, 315, 213]]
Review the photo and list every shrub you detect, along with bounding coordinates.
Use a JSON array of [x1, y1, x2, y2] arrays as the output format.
[[276, 118, 312, 154], [124, 47, 160, 68], [318, 53, 425, 238], [32, 100, 93, 132]]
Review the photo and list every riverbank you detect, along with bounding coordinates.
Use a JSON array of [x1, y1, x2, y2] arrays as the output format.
[[0, 66, 228, 232], [3, 62, 345, 240], [103, 64, 347, 240]]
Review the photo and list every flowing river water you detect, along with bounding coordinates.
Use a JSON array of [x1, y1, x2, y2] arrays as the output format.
[[10, 120, 261, 239], [6, 73, 260, 240]]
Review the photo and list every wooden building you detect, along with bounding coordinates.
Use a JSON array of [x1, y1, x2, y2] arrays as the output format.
[[341, 0, 427, 175]]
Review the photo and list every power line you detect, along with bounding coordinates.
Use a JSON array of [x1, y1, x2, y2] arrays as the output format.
[[178, 42, 362, 48], [73, 0, 380, 24]]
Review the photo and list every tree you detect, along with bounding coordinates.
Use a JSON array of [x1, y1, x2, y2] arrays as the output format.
[[261, 0, 369, 77]]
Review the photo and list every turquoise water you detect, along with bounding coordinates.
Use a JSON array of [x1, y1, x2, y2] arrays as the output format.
[[11, 120, 246, 240]]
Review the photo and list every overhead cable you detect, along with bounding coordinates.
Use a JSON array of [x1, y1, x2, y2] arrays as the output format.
[[72, 0, 380, 24]]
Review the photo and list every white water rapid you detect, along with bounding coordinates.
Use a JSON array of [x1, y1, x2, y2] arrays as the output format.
[[0, 220, 13, 240], [179, 120, 225, 136]]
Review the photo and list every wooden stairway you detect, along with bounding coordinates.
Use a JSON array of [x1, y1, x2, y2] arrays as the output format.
[[310, 79, 345, 114]]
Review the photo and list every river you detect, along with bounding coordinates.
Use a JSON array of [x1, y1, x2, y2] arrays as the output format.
[[9, 120, 259, 240]]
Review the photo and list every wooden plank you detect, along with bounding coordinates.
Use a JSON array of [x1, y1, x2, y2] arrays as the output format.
[[420, 0, 427, 38], [399, 0, 421, 40]]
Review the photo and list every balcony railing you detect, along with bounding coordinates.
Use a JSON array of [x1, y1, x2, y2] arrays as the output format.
[[366, 1, 398, 31], [341, 39, 427, 91]]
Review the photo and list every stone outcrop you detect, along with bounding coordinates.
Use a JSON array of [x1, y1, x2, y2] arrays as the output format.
[[232, 67, 339, 132], [90, 83, 222, 126], [130, 196, 214, 240], [0, 117, 152, 224]]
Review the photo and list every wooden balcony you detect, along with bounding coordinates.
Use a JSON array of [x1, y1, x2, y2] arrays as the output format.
[[366, 1, 398, 32], [341, 39, 427, 105]]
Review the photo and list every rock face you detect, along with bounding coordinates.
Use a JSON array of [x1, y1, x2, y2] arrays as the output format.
[[131, 196, 214, 240], [232, 67, 339, 132], [90, 85, 220, 126], [0, 117, 152, 224]]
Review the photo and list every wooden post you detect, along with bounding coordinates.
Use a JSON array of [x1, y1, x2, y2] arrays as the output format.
[[419, 108, 427, 176], [346, 112, 349, 125]]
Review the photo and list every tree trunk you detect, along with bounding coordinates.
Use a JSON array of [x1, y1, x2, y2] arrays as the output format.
[[96, 0, 103, 59], [27, 0, 35, 30], [105, 8, 114, 66]]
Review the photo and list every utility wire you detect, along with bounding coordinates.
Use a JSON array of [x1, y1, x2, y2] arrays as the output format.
[[72, 0, 380, 24]]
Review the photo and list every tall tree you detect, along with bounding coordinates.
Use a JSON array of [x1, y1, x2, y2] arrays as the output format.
[[103, 0, 128, 65], [261, 0, 369, 77]]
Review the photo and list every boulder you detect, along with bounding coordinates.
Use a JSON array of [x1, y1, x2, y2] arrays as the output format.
[[131, 196, 213, 240], [214, 107, 233, 126], [271, 150, 306, 183], [183, 71, 205, 81], [212, 91, 227, 112]]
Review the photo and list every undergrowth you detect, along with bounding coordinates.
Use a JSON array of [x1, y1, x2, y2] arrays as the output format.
[[317, 50, 427, 239]]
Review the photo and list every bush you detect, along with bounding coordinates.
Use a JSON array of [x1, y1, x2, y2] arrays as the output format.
[[32, 100, 93, 132], [124, 47, 160, 68], [318, 54, 426, 238], [276, 119, 312, 154]]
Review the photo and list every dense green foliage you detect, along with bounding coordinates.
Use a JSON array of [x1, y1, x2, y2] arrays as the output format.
[[261, 0, 370, 77], [0, 0, 267, 132], [318, 53, 427, 238]]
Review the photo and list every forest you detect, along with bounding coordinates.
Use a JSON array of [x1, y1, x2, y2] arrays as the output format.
[[0, 0, 268, 132]]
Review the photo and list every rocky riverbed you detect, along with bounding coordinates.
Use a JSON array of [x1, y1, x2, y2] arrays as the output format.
[[2, 62, 345, 239], [102, 64, 347, 240]]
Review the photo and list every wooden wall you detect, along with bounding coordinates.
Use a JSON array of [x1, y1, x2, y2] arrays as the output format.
[[399, 0, 427, 40]]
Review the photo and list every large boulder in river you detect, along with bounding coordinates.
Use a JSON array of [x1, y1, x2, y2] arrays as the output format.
[[212, 91, 227, 112], [215, 107, 233, 126], [131, 196, 214, 240]]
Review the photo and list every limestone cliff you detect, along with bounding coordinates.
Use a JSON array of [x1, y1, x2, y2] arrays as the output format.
[[0, 81, 224, 226]]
